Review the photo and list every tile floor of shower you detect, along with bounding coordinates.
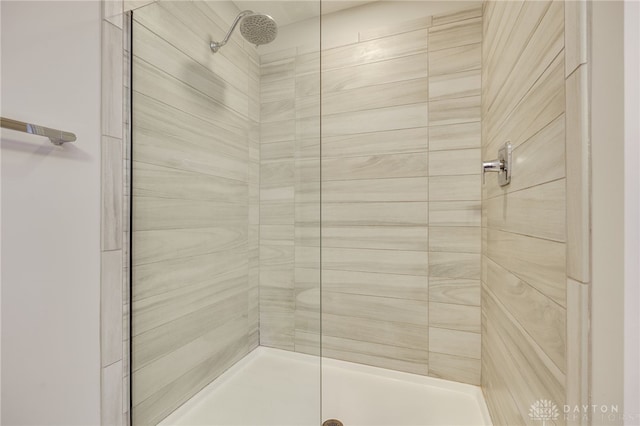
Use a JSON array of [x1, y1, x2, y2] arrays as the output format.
[[159, 347, 492, 426]]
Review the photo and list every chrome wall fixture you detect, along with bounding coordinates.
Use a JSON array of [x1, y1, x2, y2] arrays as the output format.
[[483, 142, 512, 186], [0, 117, 76, 145], [210, 10, 278, 54]]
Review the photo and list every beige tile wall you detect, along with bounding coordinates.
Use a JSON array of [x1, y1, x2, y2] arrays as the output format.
[[258, 5, 483, 384], [427, 6, 482, 385], [129, 2, 259, 424], [101, 0, 127, 424], [480, 1, 590, 424]]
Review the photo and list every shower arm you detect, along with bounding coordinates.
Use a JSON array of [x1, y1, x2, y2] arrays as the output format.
[[210, 10, 254, 53]]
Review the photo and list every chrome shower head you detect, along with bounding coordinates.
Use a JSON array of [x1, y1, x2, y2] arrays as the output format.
[[239, 13, 278, 46], [210, 10, 278, 54]]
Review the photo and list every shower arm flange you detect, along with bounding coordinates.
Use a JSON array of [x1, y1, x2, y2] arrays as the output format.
[[210, 10, 254, 53]]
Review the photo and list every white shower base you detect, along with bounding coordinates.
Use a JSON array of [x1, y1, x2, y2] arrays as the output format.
[[160, 347, 492, 426]]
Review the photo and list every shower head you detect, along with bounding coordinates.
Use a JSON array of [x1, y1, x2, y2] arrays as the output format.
[[210, 10, 278, 54]]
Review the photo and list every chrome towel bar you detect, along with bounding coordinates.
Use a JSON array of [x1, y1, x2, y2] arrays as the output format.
[[1, 116, 76, 145]]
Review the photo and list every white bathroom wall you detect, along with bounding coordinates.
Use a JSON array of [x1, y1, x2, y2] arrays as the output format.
[[0, 1, 102, 425], [591, 0, 625, 420], [624, 0, 640, 419]]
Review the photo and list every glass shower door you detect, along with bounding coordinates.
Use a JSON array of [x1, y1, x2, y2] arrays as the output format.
[[128, 1, 320, 424]]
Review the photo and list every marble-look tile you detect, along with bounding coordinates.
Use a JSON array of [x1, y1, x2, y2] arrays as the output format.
[[322, 269, 428, 301], [132, 60, 246, 132], [133, 292, 246, 369], [323, 152, 428, 181], [260, 161, 294, 188], [322, 53, 428, 93], [485, 114, 566, 199], [321, 335, 429, 376], [428, 149, 480, 176], [429, 122, 481, 151], [483, 0, 552, 110], [429, 70, 481, 101], [486, 228, 566, 307], [134, 318, 247, 405], [566, 65, 590, 282], [485, 179, 566, 242], [323, 292, 428, 325], [429, 252, 481, 279], [133, 334, 247, 424], [124, 0, 154, 12], [564, 0, 588, 77], [323, 247, 428, 276], [133, 161, 248, 202], [566, 279, 590, 424], [431, 5, 483, 27], [322, 103, 428, 137], [260, 120, 296, 144], [429, 227, 481, 253], [261, 202, 294, 225], [429, 201, 481, 226], [102, 136, 123, 251], [260, 57, 295, 84], [429, 96, 481, 126], [133, 94, 247, 161], [485, 1, 564, 138], [429, 175, 480, 201], [429, 327, 480, 359], [103, 0, 123, 28], [323, 313, 428, 350], [133, 197, 245, 231], [429, 302, 480, 333], [429, 43, 481, 77], [134, 226, 247, 266], [260, 99, 295, 123], [260, 310, 295, 351], [322, 202, 428, 226], [359, 16, 432, 42], [428, 352, 480, 385], [321, 226, 428, 251], [133, 250, 247, 301], [429, 277, 480, 306], [261, 79, 295, 103], [484, 256, 566, 372], [133, 269, 247, 336], [484, 54, 564, 158], [322, 78, 428, 115], [102, 250, 123, 367], [102, 21, 123, 139], [295, 51, 320, 75], [322, 127, 427, 158], [295, 73, 320, 98], [483, 286, 565, 420], [135, 3, 248, 90], [102, 361, 124, 426], [260, 48, 297, 65], [134, 23, 248, 117], [322, 177, 429, 202], [322, 29, 428, 71], [428, 17, 482, 52]]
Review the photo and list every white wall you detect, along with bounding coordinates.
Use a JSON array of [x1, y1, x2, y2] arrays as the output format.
[[0, 1, 102, 424], [624, 0, 640, 422], [591, 0, 626, 421]]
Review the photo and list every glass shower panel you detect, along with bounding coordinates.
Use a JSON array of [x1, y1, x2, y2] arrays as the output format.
[[319, 2, 483, 424], [129, 1, 320, 424]]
